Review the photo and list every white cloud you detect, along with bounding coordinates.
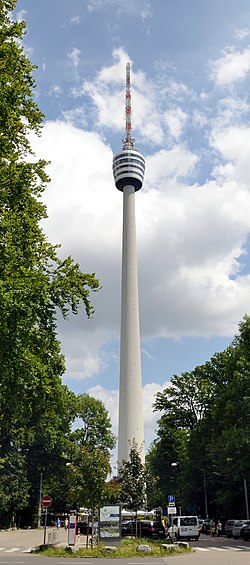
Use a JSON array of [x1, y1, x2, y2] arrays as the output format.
[[164, 107, 187, 139], [70, 15, 80, 25], [235, 28, 250, 41], [145, 147, 198, 186], [214, 97, 249, 128], [83, 48, 166, 144], [61, 107, 87, 128], [25, 47, 250, 391], [141, 1, 152, 20], [28, 114, 250, 383], [210, 46, 250, 86], [192, 110, 207, 128], [210, 124, 250, 185], [67, 47, 81, 68], [49, 85, 62, 96]]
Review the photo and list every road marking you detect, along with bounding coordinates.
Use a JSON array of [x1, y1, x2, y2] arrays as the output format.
[[4, 548, 21, 553], [195, 547, 209, 551], [0, 549, 5, 551], [210, 547, 227, 551], [224, 546, 242, 550]]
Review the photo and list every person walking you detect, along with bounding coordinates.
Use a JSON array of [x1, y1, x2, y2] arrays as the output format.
[[210, 519, 215, 537], [217, 520, 222, 537]]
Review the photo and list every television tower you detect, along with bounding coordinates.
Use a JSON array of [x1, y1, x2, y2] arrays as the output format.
[[113, 63, 145, 464]]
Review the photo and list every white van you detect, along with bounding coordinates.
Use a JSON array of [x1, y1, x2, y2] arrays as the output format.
[[171, 515, 199, 541]]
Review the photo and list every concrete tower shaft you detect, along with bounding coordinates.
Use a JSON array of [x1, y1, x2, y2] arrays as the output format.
[[118, 184, 145, 463], [112, 62, 145, 464]]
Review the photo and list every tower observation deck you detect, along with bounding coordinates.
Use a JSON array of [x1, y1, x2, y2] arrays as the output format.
[[113, 63, 145, 465], [113, 63, 145, 191]]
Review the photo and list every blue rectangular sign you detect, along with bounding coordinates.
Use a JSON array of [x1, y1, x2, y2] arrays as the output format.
[[168, 495, 175, 503]]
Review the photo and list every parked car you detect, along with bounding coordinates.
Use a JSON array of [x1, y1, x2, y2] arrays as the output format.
[[77, 521, 93, 534], [121, 519, 165, 539], [172, 516, 200, 541], [242, 523, 250, 541], [224, 519, 237, 538], [233, 519, 249, 539], [200, 519, 211, 535]]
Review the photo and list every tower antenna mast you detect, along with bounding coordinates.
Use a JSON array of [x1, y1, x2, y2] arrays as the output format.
[[123, 62, 135, 149]]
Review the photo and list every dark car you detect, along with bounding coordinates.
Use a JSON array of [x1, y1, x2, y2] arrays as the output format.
[[201, 519, 211, 534], [77, 521, 93, 534], [242, 523, 250, 541], [224, 519, 237, 538], [232, 519, 249, 539], [121, 519, 165, 539]]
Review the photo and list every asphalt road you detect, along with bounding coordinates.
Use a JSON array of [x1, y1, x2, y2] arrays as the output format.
[[0, 529, 249, 565]]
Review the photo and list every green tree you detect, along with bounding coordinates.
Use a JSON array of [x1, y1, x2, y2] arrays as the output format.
[[70, 394, 115, 451], [118, 441, 146, 515], [0, 1, 100, 527], [148, 316, 250, 518], [66, 446, 111, 512]]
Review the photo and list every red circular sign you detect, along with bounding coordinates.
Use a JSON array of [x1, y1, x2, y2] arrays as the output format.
[[42, 495, 52, 507]]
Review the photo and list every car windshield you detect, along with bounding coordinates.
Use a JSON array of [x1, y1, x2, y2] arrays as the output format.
[[180, 517, 197, 526]]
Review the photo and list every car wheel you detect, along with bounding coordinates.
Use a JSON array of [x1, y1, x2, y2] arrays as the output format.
[[194, 536, 199, 541], [233, 536, 238, 540]]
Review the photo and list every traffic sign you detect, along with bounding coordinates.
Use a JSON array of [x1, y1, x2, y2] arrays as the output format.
[[42, 495, 52, 507], [168, 495, 175, 503]]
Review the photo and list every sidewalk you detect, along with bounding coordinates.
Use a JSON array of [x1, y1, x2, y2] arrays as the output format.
[[0, 526, 70, 551]]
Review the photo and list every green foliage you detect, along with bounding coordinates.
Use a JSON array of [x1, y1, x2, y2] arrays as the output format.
[[118, 441, 146, 513], [0, 1, 104, 526], [70, 394, 115, 451], [66, 446, 111, 511], [147, 316, 250, 518], [35, 538, 191, 558]]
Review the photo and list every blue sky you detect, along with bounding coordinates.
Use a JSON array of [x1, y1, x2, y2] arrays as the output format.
[[14, 0, 250, 458]]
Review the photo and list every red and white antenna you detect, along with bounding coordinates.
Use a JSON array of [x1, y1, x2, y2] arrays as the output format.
[[123, 62, 135, 149]]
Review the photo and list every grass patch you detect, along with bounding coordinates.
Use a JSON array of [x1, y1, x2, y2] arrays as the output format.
[[34, 538, 191, 558]]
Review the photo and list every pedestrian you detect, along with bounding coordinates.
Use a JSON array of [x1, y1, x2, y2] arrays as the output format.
[[64, 517, 69, 531], [210, 519, 215, 537], [216, 520, 222, 537], [56, 517, 61, 529]]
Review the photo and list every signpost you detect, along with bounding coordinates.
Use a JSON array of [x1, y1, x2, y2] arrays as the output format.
[[42, 495, 52, 507], [68, 512, 77, 546], [168, 495, 176, 541], [42, 495, 52, 545]]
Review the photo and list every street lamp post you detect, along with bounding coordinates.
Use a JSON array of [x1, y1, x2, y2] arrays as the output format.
[[37, 473, 43, 528], [244, 478, 249, 519], [203, 471, 208, 518]]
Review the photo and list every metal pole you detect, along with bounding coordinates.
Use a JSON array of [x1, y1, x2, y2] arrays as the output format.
[[244, 478, 249, 519], [38, 473, 43, 528], [203, 471, 208, 518], [43, 507, 47, 545]]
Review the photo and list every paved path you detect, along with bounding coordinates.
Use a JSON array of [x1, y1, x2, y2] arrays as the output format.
[[0, 527, 69, 553]]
